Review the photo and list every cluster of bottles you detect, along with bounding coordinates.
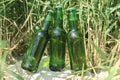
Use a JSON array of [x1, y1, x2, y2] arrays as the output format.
[[21, 6, 87, 73]]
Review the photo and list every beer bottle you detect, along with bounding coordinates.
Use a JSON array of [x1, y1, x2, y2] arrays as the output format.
[[21, 10, 53, 72], [49, 6, 66, 71], [67, 8, 87, 71]]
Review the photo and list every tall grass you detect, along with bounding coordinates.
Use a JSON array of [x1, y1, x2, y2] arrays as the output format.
[[0, 0, 120, 79]]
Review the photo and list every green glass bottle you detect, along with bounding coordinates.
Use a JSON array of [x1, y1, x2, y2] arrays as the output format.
[[49, 6, 66, 71], [21, 10, 53, 72], [67, 8, 87, 71]]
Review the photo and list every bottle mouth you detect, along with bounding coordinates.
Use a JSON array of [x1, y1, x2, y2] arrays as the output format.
[[56, 5, 62, 9], [47, 10, 54, 14], [67, 7, 76, 12]]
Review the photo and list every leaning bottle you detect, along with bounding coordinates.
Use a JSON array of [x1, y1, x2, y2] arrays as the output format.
[[67, 8, 87, 71], [21, 10, 53, 72], [49, 6, 66, 71]]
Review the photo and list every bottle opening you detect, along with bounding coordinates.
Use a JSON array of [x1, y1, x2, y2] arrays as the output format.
[[67, 7, 76, 12], [56, 5, 62, 9]]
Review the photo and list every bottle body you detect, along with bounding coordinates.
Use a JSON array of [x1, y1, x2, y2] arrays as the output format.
[[49, 27, 66, 71], [67, 8, 87, 71], [49, 6, 66, 71], [21, 10, 53, 72], [21, 31, 49, 72], [67, 29, 87, 71]]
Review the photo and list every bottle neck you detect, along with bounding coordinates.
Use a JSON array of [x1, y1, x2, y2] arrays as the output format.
[[54, 7, 63, 28], [68, 20, 78, 31], [41, 21, 52, 31], [41, 11, 53, 31], [68, 10, 78, 31]]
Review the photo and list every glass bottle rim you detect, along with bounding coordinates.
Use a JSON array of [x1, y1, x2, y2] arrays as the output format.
[[67, 7, 76, 12], [56, 5, 62, 9], [47, 10, 54, 14]]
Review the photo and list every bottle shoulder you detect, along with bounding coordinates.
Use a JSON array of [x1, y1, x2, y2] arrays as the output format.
[[67, 29, 83, 39], [51, 27, 66, 35], [35, 30, 48, 37]]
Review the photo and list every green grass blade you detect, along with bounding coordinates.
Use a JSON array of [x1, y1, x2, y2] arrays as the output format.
[[105, 21, 117, 35], [90, 40, 107, 60], [6, 68, 24, 80], [109, 3, 120, 14]]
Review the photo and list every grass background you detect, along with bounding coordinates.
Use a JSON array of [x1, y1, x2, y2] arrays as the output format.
[[0, 0, 120, 80]]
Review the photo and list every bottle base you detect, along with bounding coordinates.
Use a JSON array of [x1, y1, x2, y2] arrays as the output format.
[[21, 63, 37, 73], [71, 66, 87, 72], [49, 66, 64, 71]]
